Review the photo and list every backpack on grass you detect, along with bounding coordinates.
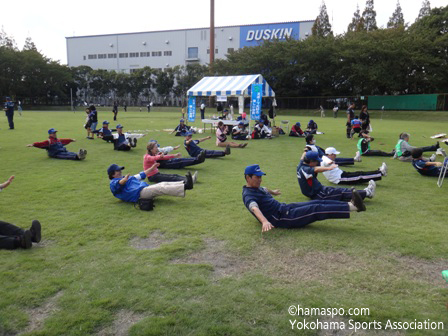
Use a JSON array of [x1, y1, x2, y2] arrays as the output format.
[[134, 198, 155, 211]]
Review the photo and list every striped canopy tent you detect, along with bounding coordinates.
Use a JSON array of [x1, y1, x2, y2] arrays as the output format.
[[187, 74, 275, 97]]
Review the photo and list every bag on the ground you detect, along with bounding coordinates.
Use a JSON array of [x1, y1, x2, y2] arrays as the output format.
[[135, 198, 155, 211]]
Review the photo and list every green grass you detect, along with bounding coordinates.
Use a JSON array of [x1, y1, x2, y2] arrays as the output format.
[[0, 108, 447, 335]]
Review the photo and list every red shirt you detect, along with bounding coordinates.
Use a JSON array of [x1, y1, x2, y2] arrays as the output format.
[[32, 137, 73, 149]]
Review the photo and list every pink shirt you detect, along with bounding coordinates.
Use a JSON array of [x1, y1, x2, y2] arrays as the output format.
[[143, 153, 176, 177], [216, 127, 227, 146]]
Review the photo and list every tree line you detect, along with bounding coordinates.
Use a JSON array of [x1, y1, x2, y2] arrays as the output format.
[[0, 1, 446, 106]]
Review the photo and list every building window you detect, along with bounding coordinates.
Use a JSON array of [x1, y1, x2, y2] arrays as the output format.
[[98, 54, 107, 59], [152, 51, 162, 57], [188, 47, 198, 58], [130, 69, 140, 73], [140, 52, 150, 57], [119, 53, 128, 58], [83, 56, 86, 60], [227, 48, 234, 53], [130, 52, 139, 58], [164, 51, 172, 56], [206, 49, 219, 55], [108, 53, 117, 58], [88, 54, 97, 59]]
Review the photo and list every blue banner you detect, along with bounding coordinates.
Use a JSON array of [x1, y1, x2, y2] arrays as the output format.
[[250, 84, 262, 121], [239, 22, 300, 48], [187, 97, 196, 122]]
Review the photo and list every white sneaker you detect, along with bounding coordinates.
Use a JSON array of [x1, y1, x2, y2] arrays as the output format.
[[436, 148, 447, 157], [379, 162, 387, 176], [354, 151, 362, 162], [429, 154, 436, 162], [192, 171, 198, 184], [365, 180, 376, 199]]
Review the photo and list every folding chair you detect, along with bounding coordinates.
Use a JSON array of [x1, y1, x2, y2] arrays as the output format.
[[437, 157, 448, 187], [280, 120, 290, 133]]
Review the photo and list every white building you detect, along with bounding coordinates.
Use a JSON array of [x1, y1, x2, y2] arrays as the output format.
[[66, 21, 314, 73]]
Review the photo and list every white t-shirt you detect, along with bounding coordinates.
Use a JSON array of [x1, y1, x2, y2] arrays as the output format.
[[321, 156, 342, 184], [200, 103, 205, 110]]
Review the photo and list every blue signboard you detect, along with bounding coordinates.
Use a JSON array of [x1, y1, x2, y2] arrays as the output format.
[[187, 97, 196, 122], [250, 84, 262, 121], [239, 22, 300, 48]]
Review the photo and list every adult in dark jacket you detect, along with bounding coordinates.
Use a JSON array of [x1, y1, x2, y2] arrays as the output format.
[[4, 96, 14, 129]]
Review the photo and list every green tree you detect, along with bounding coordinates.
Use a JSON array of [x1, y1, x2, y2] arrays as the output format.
[[311, 1, 333, 37], [362, 0, 378, 31], [23, 37, 37, 51], [417, 0, 431, 21], [154, 69, 174, 104], [347, 5, 364, 33], [387, 1, 405, 28]]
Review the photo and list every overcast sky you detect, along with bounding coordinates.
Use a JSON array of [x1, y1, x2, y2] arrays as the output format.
[[2, 0, 446, 64]]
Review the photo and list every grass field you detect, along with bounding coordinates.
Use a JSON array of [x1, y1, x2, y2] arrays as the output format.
[[0, 107, 447, 335]]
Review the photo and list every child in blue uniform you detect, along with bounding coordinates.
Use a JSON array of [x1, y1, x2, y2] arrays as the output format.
[[184, 133, 230, 158], [242, 164, 365, 232], [411, 148, 447, 177], [297, 150, 372, 201]]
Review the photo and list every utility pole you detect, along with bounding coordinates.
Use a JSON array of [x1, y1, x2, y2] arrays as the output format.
[[209, 0, 215, 109]]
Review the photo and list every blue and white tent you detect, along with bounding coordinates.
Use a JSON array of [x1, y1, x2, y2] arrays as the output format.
[[187, 74, 275, 97]]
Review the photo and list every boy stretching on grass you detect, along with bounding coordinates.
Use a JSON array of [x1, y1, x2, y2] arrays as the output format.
[[242, 164, 365, 232]]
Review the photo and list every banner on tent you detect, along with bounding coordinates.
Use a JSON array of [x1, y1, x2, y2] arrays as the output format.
[[250, 84, 262, 120], [217, 95, 227, 102], [188, 97, 196, 122]]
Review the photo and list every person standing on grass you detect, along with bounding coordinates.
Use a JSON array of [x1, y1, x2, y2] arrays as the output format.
[[27, 128, 87, 160], [357, 130, 395, 157], [144, 142, 197, 185], [346, 103, 355, 139], [321, 147, 387, 185], [333, 105, 339, 118], [297, 150, 375, 201], [108, 163, 192, 205], [184, 132, 230, 158], [84, 107, 92, 138], [4, 97, 14, 130], [148, 140, 206, 169], [87, 105, 98, 139], [394, 132, 439, 162], [242, 164, 366, 233], [124, 103, 127, 112], [200, 101, 206, 120], [359, 105, 370, 132], [0, 175, 42, 249], [411, 148, 447, 177], [113, 101, 118, 121], [216, 121, 247, 148]]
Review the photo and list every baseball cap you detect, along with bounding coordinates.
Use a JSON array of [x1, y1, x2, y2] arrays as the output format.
[[116, 124, 123, 128], [325, 147, 341, 155], [180, 119, 185, 122], [309, 119, 314, 123], [48, 128, 57, 134], [295, 122, 301, 126], [305, 151, 322, 162], [107, 164, 125, 175], [238, 121, 244, 126], [244, 164, 266, 176], [184, 132, 193, 136], [102, 120, 110, 124], [6, 97, 11, 100], [149, 140, 160, 147]]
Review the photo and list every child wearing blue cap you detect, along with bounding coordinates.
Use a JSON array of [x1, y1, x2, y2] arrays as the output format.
[[113, 124, 138, 151], [306, 120, 318, 135], [242, 164, 365, 232], [97, 121, 116, 143], [297, 149, 373, 201], [289, 122, 304, 137], [27, 129, 87, 160], [184, 133, 230, 158], [232, 121, 250, 140], [171, 119, 192, 136]]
